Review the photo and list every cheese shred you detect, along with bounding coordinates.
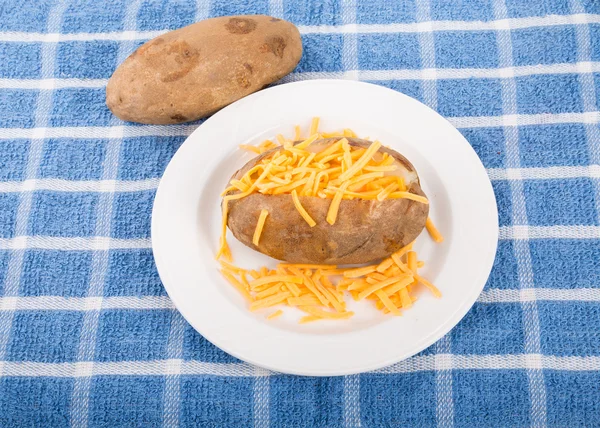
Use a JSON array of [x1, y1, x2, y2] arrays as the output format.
[[252, 209, 269, 246], [291, 190, 316, 227], [267, 309, 283, 320], [425, 217, 444, 242]]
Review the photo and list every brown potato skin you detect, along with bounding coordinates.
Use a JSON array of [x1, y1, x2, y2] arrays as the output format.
[[106, 15, 302, 124], [226, 139, 429, 265]]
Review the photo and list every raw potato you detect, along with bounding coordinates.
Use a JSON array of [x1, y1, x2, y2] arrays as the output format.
[[226, 139, 429, 265], [106, 15, 302, 124]]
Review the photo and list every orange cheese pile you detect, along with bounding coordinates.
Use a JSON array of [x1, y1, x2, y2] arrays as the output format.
[[217, 119, 443, 323], [219, 241, 441, 323], [223, 119, 427, 206]]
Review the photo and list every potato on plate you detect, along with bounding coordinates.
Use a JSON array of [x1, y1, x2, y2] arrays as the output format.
[[223, 138, 429, 265]]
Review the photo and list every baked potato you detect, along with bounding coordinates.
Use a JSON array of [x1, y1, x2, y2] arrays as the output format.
[[106, 15, 302, 124], [225, 138, 429, 265]]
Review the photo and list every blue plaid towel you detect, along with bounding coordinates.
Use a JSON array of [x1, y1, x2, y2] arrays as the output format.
[[0, 0, 599, 426]]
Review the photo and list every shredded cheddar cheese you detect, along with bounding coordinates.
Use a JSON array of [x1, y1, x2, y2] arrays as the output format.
[[252, 209, 269, 246], [291, 189, 316, 227], [389, 191, 429, 204], [425, 217, 444, 243], [299, 315, 321, 324], [415, 274, 442, 298], [267, 309, 283, 319], [343, 265, 377, 278], [337, 140, 382, 182], [299, 305, 354, 320], [250, 275, 303, 288], [217, 239, 442, 322], [216, 119, 443, 323], [309, 116, 320, 136], [239, 144, 261, 154], [326, 181, 349, 225]]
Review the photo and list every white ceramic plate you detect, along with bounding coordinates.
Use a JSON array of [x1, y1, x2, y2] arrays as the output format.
[[152, 80, 498, 376]]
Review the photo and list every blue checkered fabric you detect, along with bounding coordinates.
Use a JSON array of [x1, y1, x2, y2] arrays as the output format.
[[0, 0, 599, 427]]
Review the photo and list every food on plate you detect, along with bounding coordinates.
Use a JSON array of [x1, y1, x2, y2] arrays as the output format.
[[425, 217, 444, 243], [252, 209, 269, 245], [222, 138, 429, 264], [266, 309, 283, 319], [216, 119, 443, 322], [106, 15, 302, 124], [219, 241, 441, 323]]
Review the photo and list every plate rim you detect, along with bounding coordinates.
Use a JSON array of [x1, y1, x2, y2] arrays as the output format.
[[152, 79, 499, 376]]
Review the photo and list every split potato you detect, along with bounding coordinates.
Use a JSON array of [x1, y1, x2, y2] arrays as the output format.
[[225, 138, 429, 265], [106, 15, 302, 124]]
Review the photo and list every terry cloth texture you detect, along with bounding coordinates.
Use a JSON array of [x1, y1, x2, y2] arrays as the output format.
[[0, 0, 599, 426]]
